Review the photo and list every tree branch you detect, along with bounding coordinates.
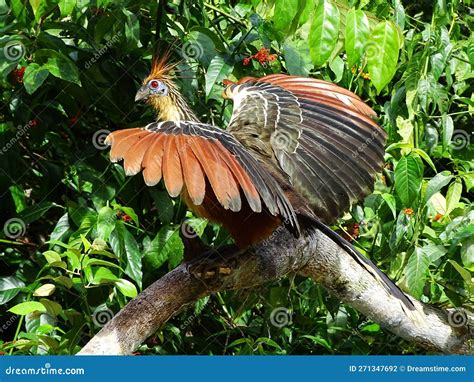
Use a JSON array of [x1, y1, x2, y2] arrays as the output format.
[[78, 227, 471, 355]]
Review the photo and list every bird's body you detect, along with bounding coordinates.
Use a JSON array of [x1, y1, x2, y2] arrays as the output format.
[[105, 54, 417, 313]]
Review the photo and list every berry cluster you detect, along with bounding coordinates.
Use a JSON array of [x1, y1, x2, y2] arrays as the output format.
[[243, 48, 277, 66]]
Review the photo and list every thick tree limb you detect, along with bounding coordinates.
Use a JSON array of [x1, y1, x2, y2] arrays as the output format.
[[78, 227, 471, 355]]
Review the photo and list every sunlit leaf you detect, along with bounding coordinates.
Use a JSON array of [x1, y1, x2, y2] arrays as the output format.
[[367, 21, 400, 93], [309, 0, 340, 67]]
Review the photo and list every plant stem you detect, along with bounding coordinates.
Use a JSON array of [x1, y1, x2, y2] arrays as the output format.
[[204, 3, 246, 26]]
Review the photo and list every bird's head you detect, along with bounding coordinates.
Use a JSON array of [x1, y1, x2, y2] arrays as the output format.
[[135, 52, 185, 121]]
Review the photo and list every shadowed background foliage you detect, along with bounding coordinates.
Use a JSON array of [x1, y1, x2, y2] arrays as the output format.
[[0, 0, 472, 355]]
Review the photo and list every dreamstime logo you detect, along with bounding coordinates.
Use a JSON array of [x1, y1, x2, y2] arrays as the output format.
[[181, 40, 204, 60], [270, 130, 293, 151], [180, 221, 199, 239], [92, 129, 111, 150], [270, 307, 292, 328], [364, 41, 379, 60], [447, 308, 468, 328], [92, 308, 114, 327], [3, 218, 26, 239], [4, 40, 25, 61], [450, 130, 470, 150]]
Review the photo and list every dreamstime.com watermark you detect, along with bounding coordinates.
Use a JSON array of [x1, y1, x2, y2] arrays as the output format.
[[84, 32, 122, 69], [4, 363, 85, 376], [348, 364, 467, 373], [0, 120, 36, 156], [0, 314, 19, 333]]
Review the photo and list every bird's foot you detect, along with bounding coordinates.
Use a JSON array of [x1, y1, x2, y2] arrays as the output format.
[[186, 244, 243, 287]]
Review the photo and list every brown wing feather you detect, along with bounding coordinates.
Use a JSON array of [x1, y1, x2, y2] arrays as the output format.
[[108, 129, 149, 162], [142, 134, 167, 186], [123, 132, 156, 176], [162, 135, 184, 197], [175, 135, 206, 205], [190, 137, 241, 212], [248, 74, 376, 118], [213, 140, 261, 213]]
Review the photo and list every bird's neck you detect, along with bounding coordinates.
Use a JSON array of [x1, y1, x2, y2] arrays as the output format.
[[151, 90, 199, 123]]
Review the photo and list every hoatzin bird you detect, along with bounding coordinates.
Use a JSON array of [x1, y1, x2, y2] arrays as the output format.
[[105, 53, 416, 314]]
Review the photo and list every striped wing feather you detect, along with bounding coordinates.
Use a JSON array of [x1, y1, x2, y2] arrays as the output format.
[[105, 122, 298, 230], [226, 74, 387, 223]]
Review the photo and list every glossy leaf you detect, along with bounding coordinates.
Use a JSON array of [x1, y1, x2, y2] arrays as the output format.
[[23, 63, 49, 94], [0, 276, 25, 305], [394, 155, 424, 207], [405, 248, 431, 298], [445, 179, 462, 215], [273, 0, 299, 34], [9, 301, 47, 315], [424, 171, 453, 203], [366, 21, 400, 93], [344, 8, 370, 68], [309, 0, 340, 67]]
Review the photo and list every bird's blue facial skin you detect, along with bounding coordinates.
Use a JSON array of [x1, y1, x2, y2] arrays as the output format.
[[147, 79, 169, 96]]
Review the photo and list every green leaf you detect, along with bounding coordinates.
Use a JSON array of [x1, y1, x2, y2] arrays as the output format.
[[149, 189, 174, 225], [50, 213, 70, 243], [329, 56, 344, 82], [445, 179, 462, 215], [0, 276, 25, 305], [43, 250, 61, 264], [123, 9, 140, 48], [97, 206, 116, 241], [381, 193, 397, 219], [29, 0, 56, 22], [425, 171, 453, 203], [114, 279, 137, 298], [9, 184, 27, 213], [405, 248, 431, 298], [23, 62, 49, 94], [366, 21, 400, 94], [39, 298, 62, 316], [33, 284, 56, 297], [143, 226, 184, 271], [461, 238, 474, 271], [448, 260, 471, 286], [273, 0, 299, 34], [344, 8, 369, 68], [394, 155, 424, 207], [90, 267, 118, 284], [420, 245, 447, 262], [35, 49, 81, 85], [282, 39, 312, 76], [393, 0, 405, 31], [9, 301, 47, 315], [412, 148, 436, 172], [205, 55, 233, 99], [59, 0, 76, 17], [18, 201, 56, 224], [110, 221, 142, 287], [309, 0, 340, 67], [442, 115, 454, 151]]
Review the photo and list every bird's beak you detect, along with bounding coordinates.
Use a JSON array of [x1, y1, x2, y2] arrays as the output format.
[[135, 86, 148, 102]]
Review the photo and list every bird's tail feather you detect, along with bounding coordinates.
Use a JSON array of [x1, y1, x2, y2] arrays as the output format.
[[299, 214, 421, 320]]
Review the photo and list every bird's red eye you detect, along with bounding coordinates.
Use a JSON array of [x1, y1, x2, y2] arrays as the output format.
[[150, 80, 159, 89]]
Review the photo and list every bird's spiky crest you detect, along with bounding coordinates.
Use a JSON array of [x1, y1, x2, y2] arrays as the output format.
[[145, 43, 179, 83]]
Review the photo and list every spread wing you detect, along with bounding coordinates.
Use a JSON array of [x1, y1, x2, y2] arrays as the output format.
[[224, 74, 387, 223], [105, 121, 298, 231]]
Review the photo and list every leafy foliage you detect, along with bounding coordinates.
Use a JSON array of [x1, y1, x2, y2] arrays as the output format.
[[0, 0, 472, 355]]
